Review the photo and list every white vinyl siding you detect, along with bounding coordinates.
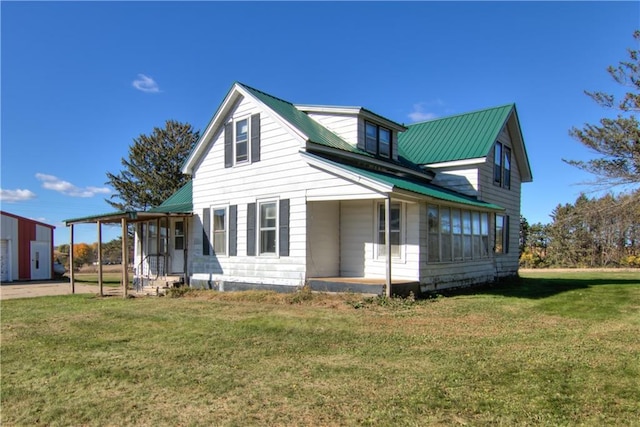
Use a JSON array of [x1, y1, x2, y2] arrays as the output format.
[[306, 113, 359, 146], [190, 95, 401, 287]]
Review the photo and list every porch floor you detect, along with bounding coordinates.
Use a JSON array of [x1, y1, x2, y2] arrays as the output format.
[[308, 277, 420, 297]]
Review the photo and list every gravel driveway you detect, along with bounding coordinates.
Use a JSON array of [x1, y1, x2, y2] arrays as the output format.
[[0, 280, 123, 300]]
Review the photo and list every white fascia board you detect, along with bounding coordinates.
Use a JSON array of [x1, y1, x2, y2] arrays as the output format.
[[301, 151, 393, 194], [297, 104, 406, 132], [237, 86, 309, 145], [295, 104, 361, 115], [182, 85, 242, 174], [424, 157, 486, 168]]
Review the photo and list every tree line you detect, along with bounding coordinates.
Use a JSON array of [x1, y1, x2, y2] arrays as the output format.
[[520, 190, 640, 268], [55, 238, 126, 269]]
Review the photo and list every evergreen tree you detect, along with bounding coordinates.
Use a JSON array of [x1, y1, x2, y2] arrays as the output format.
[[566, 30, 640, 191], [106, 120, 199, 211]]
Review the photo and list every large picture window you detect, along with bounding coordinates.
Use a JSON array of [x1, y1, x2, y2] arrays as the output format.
[[427, 204, 491, 263], [377, 202, 401, 258]]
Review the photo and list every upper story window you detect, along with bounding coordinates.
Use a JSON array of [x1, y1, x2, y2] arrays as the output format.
[[365, 121, 392, 159], [235, 119, 249, 163], [494, 142, 511, 189], [224, 113, 261, 168]]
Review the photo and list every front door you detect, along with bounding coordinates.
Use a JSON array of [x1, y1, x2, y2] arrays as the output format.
[[30, 241, 50, 280], [171, 220, 185, 273]]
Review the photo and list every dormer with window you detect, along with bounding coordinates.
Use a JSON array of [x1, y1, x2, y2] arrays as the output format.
[[295, 105, 406, 162]]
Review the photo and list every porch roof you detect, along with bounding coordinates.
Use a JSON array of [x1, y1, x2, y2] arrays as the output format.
[[64, 181, 193, 225], [306, 153, 504, 210]]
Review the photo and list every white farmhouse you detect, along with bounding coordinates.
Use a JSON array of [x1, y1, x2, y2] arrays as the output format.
[[66, 82, 532, 296]]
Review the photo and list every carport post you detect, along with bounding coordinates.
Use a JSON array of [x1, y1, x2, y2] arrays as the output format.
[[69, 224, 75, 294], [97, 221, 103, 296], [121, 218, 129, 298]]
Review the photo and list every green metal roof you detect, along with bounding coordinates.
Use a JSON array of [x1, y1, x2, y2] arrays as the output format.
[[239, 83, 371, 156], [65, 182, 192, 224], [328, 161, 503, 210], [398, 104, 514, 165], [148, 180, 192, 213]]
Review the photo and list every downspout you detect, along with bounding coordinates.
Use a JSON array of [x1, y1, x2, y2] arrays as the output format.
[[385, 195, 392, 298]]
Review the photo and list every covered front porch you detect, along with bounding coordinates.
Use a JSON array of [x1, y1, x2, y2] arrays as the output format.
[[63, 182, 193, 298]]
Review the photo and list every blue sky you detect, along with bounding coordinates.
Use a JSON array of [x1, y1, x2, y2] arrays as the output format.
[[1, 1, 638, 246]]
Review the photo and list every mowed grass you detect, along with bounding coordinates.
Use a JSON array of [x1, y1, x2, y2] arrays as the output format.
[[1, 270, 639, 426]]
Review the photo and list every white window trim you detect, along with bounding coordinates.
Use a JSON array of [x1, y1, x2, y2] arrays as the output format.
[[374, 201, 405, 261], [211, 205, 229, 257], [257, 198, 280, 257]]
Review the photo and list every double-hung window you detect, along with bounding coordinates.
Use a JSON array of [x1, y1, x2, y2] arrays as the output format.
[[212, 208, 227, 255], [494, 142, 512, 189], [365, 121, 392, 159], [235, 119, 249, 163], [377, 202, 401, 258], [225, 114, 260, 168], [259, 201, 277, 255], [495, 214, 507, 254]]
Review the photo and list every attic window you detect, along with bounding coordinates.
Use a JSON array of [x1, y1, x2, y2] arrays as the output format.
[[494, 142, 512, 189], [235, 119, 249, 163], [365, 121, 391, 159]]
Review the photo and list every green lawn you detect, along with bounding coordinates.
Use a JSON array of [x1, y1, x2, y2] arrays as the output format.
[[2, 270, 639, 426]]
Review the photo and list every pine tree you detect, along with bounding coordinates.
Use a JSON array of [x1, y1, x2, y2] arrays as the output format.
[[566, 30, 640, 191], [106, 120, 199, 211]]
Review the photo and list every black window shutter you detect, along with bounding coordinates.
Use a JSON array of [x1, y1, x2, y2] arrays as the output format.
[[224, 122, 233, 168], [229, 205, 237, 256], [279, 199, 290, 257], [250, 113, 261, 163], [357, 121, 365, 151], [247, 203, 256, 256], [202, 208, 211, 256], [505, 215, 510, 254]]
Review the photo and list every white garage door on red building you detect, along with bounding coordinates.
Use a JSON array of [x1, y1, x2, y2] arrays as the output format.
[[0, 211, 55, 282]]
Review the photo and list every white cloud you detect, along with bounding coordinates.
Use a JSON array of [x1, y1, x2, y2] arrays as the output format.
[[408, 102, 438, 123], [132, 74, 160, 93], [35, 173, 111, 198], [0, 188, 37, 203]]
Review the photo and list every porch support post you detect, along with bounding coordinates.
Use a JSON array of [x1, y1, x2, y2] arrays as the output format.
[[183, 218, 188, 285], [121, 218, 129, 298], [385, 196, 392, 298], [69, 224, 75, 294], [97, 221, 103, 296]]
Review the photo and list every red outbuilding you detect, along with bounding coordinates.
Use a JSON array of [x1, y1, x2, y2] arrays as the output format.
[[1, 211, 55, 282]]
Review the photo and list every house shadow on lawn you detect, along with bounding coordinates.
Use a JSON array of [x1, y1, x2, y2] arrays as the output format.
[[434, 274, 640, 300]]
